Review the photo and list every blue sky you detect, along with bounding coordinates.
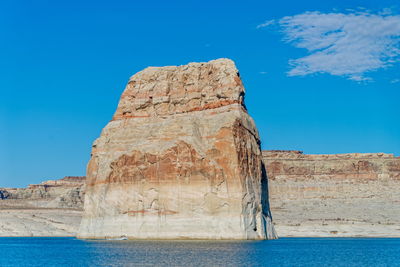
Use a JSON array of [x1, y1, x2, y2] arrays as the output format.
[[1, 0, 399, 187]]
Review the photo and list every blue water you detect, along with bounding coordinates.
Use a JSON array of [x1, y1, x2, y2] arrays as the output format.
[[0, 237, 399, 267]]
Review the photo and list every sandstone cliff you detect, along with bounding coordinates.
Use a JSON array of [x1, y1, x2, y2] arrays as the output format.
[[78, 59, 277, 240], [0, 176, 85, 237], [264, 150, 400, 237]]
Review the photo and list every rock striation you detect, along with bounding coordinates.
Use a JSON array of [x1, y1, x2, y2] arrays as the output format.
[[78, 59, 276, 240], [264, 150, 400, 237]]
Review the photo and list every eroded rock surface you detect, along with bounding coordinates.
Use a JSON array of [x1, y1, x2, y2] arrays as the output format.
[[78, 59, 276, 240], [264, 150, 400, 237]]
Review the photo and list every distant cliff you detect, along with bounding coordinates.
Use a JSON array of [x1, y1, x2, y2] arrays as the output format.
[[0, 176, 86, 209], [0, 176, 85, 237], [263, 150, 400, 237]]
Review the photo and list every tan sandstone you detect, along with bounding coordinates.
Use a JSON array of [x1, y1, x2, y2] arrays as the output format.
[[264, 150, 400, 237], [77, 59, 277, 240]]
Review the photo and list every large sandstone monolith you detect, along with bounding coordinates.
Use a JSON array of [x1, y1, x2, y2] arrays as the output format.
[[78, 59, 277, 239]]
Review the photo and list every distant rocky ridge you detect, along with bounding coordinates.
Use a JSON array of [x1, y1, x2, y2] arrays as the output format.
[[0, 177, 85, 237], [264, 150, 400, 237], [0, 176, 86, 209]]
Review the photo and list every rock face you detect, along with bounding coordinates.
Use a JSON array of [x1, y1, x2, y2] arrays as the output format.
[[0, 176, 85, 237], [264, 150, 400, 237], [78, 59, 276, 240]]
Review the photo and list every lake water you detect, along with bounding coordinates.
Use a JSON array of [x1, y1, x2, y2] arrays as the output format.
[[0, 237, 399, 266]]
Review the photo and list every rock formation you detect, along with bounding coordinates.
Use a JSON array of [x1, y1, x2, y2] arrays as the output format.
[[0, 176, 85, 236], [264, 150, 400, 237], [78, 59, 276, 240]]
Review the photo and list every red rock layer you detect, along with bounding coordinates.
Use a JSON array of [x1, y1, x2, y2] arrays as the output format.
[[263, 150, 400, 180]]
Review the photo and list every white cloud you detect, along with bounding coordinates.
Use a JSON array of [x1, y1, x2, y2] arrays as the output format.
[[349, 75, 373, 82], [271, 10, 400, 81], [390, 78, 400, 83], [259, 71, 268, 75], [257, 20, 275, 29]]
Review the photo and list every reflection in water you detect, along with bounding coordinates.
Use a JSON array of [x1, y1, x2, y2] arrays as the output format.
[[0, 237, 400, 267]]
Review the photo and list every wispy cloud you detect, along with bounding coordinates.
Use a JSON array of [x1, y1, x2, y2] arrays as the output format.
[[260, 9, 400, 81], [391, 78, 400, 83], [256, 20, 275, 29]]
